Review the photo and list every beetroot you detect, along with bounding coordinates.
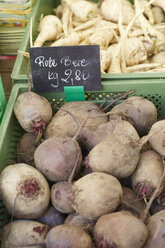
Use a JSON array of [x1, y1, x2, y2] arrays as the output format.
[[94, 211, 148, 248], [44, 101, 108, 139], [132, 150, 164, 199], [36, 206, 66, 227], [110, 96, 157, 136], [85, 133, 140, 179], [14, 91, 52, 136], [120, 187, 146, 217], [64, 212, 95, 234], [17, 132, 42, 166], [70, 172, 123, 220], [143, 210, 165, 248], [34, 136, 82, 182], [43, 224, 92, 248], [1, 220, 48, 248], [0, 163, 50, 219], [79, 119, 140, 151], [149, 120, 165, 157], [51, 181, 74, 213]]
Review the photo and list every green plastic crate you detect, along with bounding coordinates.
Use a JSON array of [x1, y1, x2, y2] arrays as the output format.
[[0, 76, 7, 125], [1, 79, 165, 234], [11, 0, 165, 84]]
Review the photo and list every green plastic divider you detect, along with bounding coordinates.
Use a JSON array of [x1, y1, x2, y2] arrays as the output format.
[[0, 76, 7, 125], [64, 86, 85, 102], [11, 0, 165, 84]]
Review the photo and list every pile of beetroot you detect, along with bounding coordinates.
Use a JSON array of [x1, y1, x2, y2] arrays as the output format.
[[1, 90, 165, 248]]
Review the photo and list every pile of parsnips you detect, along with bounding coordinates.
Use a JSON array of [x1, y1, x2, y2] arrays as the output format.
[[33, 0, 165, 73]]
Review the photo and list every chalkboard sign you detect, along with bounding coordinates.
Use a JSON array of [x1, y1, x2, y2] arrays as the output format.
[[29, 45, 101, 93]]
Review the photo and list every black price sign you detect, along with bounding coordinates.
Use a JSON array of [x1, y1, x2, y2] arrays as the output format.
[[29, 45, 101, 93]]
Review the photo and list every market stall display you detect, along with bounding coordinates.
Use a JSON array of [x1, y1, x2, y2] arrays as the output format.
[[1, 0, 165, 247]]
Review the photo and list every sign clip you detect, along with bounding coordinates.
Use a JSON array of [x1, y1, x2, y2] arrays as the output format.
[[64, 86, 85, 102]]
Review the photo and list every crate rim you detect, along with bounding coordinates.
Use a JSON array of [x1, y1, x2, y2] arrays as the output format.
[[0, 84, 22, 153]]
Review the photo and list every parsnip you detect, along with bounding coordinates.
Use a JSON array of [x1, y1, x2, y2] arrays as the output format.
[[152, 0, 165, 12], [118, 0, 158, 72], [152, 6, 165, 24], [100, 0, 135, 25], [124, 37, 147, 66], [139, 0, 154, 24], [34, 15, 62, 47], [151, 51, 165, 65], [127, 63, 163, 72], [128, 27, 144, 37], [140, 35, 155, 56], [51, 32, 81, 46], [71, 0, 98, 22], [108, 43, 122, 73], [134, 0, 165, 51], [100, 45, 115, 73], [154, 23, 165, 35], [53, 5, 63, 18], [88, 28, 113, 49], [61, 5, 72, 36]]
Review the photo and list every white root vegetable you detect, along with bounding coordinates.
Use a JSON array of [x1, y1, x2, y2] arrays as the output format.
[[100, 45, 115, 73], [108, 42, 122, 73], [61, 4, 72, 36], [152, 0, 165, 12], [51, 31, 81, 46], [120, 0, 161, 72], [1, 220, 47, 248], [71, 0, 98, 21], [140, 35, 155, 56], [134, 0, 165, 51], [77, 27, 95, 41], [73, 17, 99, 32], [53, 5, 63, 18], [100, 0, 135, 25], [88, 28, 113, 49], [152, 6, 165, 24], [139, 0, 154, 24], [127, 63, 163, 72], [0, 163, 50, 219], [123, 37, 147, 66], [86, 20, 115, 49], [70, 172, 123, 220], [128, 27, 144, 37], [34, 15, 62, 47], [151, 51, 165, 64], [132, 150, 164, 199]]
